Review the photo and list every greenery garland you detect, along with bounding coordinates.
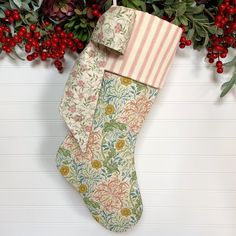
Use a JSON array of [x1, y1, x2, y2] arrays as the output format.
[[0, 0, 236, 96]]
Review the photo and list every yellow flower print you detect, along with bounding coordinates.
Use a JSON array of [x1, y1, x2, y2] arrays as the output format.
[[115, 139, 125, 150], [91, 160, 102, 169], [59, 165, 70, 176], [105, 104, 115, 115], [93, 215, 100, 222], [79, 184, 88, 193], [120, 77, 132, 86], [121, 208, 131, 217]]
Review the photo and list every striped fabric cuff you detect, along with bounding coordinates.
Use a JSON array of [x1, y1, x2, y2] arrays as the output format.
[[105, 10, 182, 89]]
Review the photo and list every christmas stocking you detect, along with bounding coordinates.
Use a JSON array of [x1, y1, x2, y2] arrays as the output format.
[[56, 6, 181, 232]]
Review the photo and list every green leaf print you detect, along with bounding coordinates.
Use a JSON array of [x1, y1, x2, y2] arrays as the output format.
[[103, 120, 127, 133], [84, 197, 100, 209]]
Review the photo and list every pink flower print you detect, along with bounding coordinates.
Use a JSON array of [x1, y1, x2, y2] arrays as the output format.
[[92, 177, 129, 212], [88, 95, 97, 102], [63, 133, 79, 150], [85, 126, 92, 133], [74, 114, 83, 122], [74, 132, 101, 161], [77, 80, 85, 88], [115, 23, 122, 33], [80, 64, 88, 72], [109, 7, 116, 13], [119, 97, 153, 133], [99, 60, 106, 67], [98, 32, 104, 41], [88, 49, 95, 58], [99, 15, 105, 24], [79, 93, 84, 99], [70, 68, 78, 78], [85, 131, 101, 160], [65, 90, 74, 98], [68, 104, 76, 113], [74, 149, 84, 162]]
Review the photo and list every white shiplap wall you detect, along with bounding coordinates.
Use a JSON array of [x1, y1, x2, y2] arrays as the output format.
[[0, 48, 236, 236]]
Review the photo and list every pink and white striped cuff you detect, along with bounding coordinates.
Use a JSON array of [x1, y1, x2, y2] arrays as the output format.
[[105, 10, 182, 89]]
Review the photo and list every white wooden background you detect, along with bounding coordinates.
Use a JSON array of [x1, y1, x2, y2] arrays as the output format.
[[0, 47, 236, 236]]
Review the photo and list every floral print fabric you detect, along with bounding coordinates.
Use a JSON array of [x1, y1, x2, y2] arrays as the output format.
[[60, 6, 136, 153], [91, 6, 136, 54], [57, 72, 158, 232], [59, 42, 107, 153]]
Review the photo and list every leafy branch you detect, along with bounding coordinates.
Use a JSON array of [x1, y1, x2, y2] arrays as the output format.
[[220, 57, 236, 97]]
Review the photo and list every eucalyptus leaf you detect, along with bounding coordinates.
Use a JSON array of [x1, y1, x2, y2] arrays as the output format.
[[13, 0, 22, 8], [175, 2, 186, 16], [220, 73, 236, 97], [224, 56, 236, 67], [192, 5, 204, 14], [9, 0, 18, 9], [0, 9, 5, 18], [178, 15, 188, 26], [186, 28, 194, 40]]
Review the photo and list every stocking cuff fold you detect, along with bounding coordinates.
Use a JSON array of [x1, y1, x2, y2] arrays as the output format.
[[97, 7, 182, 89], [60, 6, 182, 153]]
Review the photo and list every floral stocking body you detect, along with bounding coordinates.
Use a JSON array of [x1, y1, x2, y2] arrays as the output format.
[[57, 5, 181, 233], [57, 72, 158, 232]]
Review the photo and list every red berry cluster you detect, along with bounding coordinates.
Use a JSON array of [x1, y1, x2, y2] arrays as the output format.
[[207, 0, 236, 74], [91, 4, 102, 18], [0, 11, 85, 72], [0, 25, 16, 53], [3, 9, 20, 23], [22, 24, 84, 72], [179, 27, 192, 49]]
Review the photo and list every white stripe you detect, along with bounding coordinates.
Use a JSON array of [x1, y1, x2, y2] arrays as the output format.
[[122, 12, 150, 75], [131, 16, 158, 80], [158, 29, 182, 87], [139, 20, 167, 84], [148, 24, 177, 86]]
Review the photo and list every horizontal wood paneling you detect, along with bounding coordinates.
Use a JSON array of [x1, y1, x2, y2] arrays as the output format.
[[1, 49, 236, 236]]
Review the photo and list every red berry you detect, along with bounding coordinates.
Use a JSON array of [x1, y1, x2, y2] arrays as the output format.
[[6, 47, 12, 53], [68, 33, 74, 38], [12, 9, 19, 15], [5, 10, 12, 17], [8, 16, 14, 23], [92, 10, 100, 17], [27, 55, 33, 61], [54, 26, 62, 32], [5, 27, 10, 33], [180, 36, 186, 43], [209, 58, 214, 63], [217, 67, 224, 74], [30, 24, 36, 31], [20, 26, 26, 32], [186, 40, 192, 46], [220, 52, 227, 58], [216, 61, 223, 67], [34, 32, 40, 39], [13, 14, 20, 21], [77, 41, 84, 49]]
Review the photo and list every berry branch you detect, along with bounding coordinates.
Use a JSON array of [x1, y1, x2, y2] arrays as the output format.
[[0, 0, 236, 96]]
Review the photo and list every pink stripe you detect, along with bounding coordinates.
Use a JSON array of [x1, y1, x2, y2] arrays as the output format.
[[117, 12, 146, 74], [104, 50, 111, 68], [127, 15, 155, 77], [108, 55, 117, 71], [159, 30, 181, 88], [152, 28, 180, 87], [159, 51, 176, 88], [144, 23, 172, 85], [135, 19, 163, 80]]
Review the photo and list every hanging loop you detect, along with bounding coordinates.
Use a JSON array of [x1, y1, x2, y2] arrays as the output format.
[[113, 0, 117, 6]]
